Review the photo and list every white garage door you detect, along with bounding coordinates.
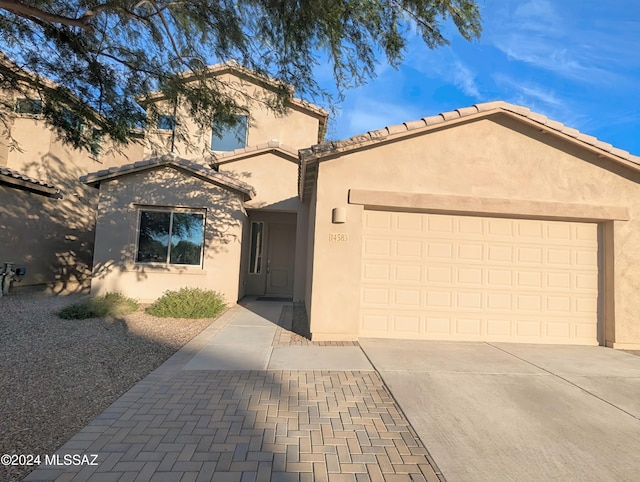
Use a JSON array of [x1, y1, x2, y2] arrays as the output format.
[[360, 210, 599, 345]]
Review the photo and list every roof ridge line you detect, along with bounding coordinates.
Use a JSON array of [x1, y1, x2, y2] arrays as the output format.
[[300, 101, 638, 165]]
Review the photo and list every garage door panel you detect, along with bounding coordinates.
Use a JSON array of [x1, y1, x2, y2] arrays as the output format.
[[396, 264, 423, 282], [486, 319, 512, 337], [363, 238, 391, 256], [457, 267, 482, 285], [396, 212, 424, 231], [360, 211, 599, 345], [458, 243, 484, 261], [365, 210, 393, 229]]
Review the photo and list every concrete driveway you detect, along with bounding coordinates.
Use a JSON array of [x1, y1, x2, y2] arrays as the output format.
[[360, 339, 640, 482]]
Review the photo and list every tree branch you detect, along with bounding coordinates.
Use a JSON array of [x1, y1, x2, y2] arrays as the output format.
[[0, 0, 95, 30]]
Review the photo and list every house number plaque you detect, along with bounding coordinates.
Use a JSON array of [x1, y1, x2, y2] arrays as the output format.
[[329, 233, 349, 243]]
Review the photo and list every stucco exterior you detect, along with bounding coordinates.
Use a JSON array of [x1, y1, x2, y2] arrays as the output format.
[[144, 67, 326, 159], [89, 164, 249, 303], [1, 63, 326, 293], [84, 65, 327, 304], [5, 63, 640, 351], [0, 101, 145, 292], [300, 109, 640, 348]]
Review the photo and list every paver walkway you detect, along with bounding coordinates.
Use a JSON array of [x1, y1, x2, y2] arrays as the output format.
[[25, 300, 441, 482]]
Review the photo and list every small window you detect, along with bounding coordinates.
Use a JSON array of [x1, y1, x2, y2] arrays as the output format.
[[15, 98, 42, 115], [211, 115, 247, 151], [249, 222, 263, 274], [157, 115, 176, 131], [90, 128, 103, 157], [136, 209, 204, 266]]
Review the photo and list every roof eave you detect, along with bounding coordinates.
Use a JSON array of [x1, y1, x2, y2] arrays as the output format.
[[82, 158, 255, 200], [0, 174, 59, 197], [212, 143, 299, 166], [298, 103, 640, 200]]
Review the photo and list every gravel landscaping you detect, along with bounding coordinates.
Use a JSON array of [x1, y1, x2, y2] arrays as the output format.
[[0, 292, 220, 482]]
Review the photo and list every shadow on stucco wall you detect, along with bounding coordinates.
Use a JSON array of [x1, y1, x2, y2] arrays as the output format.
[[88, 165, 247, 298], [0, 154, 99, 294]]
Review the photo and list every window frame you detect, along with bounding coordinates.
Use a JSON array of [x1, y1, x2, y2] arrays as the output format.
[[135, 207, 206, 267], [211, 114, 248, 151]]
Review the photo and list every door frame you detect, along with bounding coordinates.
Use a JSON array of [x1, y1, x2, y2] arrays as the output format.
[[243, 211, 297, 297]]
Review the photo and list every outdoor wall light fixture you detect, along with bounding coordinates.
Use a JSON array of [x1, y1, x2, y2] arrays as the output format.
[[332, 207, 347, 224]]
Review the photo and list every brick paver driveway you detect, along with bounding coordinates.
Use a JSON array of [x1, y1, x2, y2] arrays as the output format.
[[26, 303, 441, 482]]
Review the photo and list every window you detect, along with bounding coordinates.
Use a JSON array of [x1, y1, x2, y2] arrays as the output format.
[[136, 210, 204, 266], [211, 115, 247, 151], [89, 128, 103, 157], [157, 115, 176, 131], [249, 222, 264, 274], [15, 98, 42, 115]]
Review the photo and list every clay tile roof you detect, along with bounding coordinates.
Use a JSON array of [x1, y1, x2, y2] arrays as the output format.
[[81, 153, 255, 199], [212, 140, 299, 165], [0, 166, 59, 196], [301, 101, 640, 165]]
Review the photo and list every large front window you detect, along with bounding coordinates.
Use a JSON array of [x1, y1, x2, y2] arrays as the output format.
[[136, 210, 204, 265]]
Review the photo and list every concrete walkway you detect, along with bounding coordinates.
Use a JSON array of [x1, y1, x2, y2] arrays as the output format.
[[26, 300, 440, 482], [360, 339, 640, 482]]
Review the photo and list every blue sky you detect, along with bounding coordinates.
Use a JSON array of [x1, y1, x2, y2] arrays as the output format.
[[321, 0, 640, 155]]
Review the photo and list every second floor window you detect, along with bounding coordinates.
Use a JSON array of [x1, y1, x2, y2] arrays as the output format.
[[157, 115, 176, 131], [211, 115, 247, 151], [15, 98, 43, 115]]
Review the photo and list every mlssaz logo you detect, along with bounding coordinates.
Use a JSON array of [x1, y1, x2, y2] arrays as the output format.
[[45, 454, 99, 466]]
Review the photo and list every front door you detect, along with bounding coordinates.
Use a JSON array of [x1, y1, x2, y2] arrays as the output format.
[[266, 223, 296, 295]]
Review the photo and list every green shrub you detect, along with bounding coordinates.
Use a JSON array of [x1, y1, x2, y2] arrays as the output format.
[[58, 292, 139, 319], [146, 287, 226, 319]]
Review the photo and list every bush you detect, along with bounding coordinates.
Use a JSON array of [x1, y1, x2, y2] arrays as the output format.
[[146, 287, 226, 319], [59, 292, 139, 320]]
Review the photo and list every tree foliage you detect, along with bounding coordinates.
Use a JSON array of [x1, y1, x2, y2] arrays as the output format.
[[0, 0, 481, 152]]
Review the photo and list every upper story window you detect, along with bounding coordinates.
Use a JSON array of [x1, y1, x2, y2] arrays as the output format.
[[15, 98, 43, 115], [157, 114, 176, 131], [136, 209, 205, 266], [211, 115, 247, 151]]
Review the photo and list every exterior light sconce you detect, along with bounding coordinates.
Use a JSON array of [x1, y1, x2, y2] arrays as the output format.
[[332, 207, 347, 224]]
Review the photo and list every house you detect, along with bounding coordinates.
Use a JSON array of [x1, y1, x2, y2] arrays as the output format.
[[11, 62, 640, 349], [83, 64, 328, 304], [84, 75, 640, 349]]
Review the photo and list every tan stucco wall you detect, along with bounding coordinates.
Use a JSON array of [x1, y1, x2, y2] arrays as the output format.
[[0, 113, 143, 290], [4, 116, 145, 176], [0, 183, 95, 293], [90, 167, 247, 303], [307, 114, 640, 345], [145, 72, 322, 159], [218, 154, 299, 210]]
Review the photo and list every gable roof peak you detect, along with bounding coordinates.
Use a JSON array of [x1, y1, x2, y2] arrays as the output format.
[[298, 101, 640, 201], [300, 100, 639, 165], [82, 153, 255, 200]]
